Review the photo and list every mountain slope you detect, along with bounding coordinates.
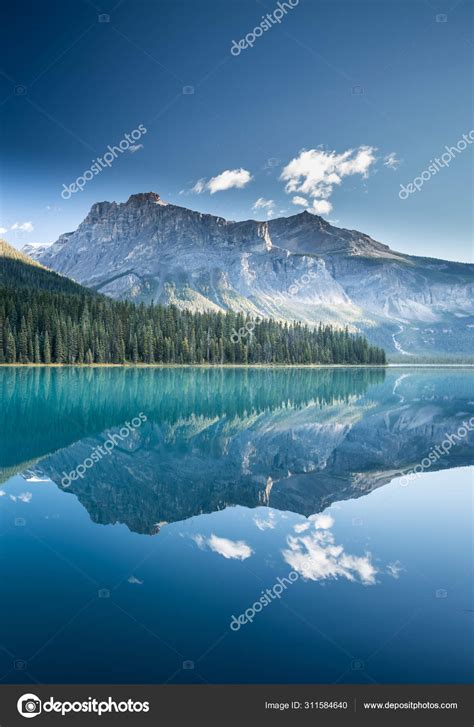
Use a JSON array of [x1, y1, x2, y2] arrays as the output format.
[[0, 239, 89, 295], [0, 243, 385, 365], [28, 193, 474, 359]]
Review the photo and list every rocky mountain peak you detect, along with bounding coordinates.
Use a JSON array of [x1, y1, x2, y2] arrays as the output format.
[[126, 192, 168, 206]]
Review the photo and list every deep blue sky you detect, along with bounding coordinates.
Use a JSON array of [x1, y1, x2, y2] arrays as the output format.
[[1, 0, 472, 262]]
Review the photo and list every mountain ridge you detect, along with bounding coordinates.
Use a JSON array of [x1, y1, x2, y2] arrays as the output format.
[[24, 193, 474, 359]]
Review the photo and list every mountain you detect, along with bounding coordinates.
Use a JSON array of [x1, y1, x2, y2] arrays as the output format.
[[21, 242, 52, 258], [27, 193, 474, 359], [0, 238, 87, 295]]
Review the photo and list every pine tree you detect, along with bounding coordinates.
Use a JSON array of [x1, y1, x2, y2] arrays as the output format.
[[6, 331, 16, 363], [132, 333, 139, 363], [0, 322, 4, 363], [0, 284, 386, 366], [54, 323, 64, 363], [34, 331, 41, 363], [43, 330, 51, 363], [19, 316, 29, 363]]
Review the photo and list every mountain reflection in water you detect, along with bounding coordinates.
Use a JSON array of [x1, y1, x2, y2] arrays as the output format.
[[1, 367, 472, 534]]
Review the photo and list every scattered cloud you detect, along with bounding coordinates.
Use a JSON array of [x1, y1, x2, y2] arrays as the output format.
[[283, 516, 377, 585], [284, 533, 377, 585], [192, 534, 206, 549], [11, 221, 34, 232], [294, 521, 311, 533], [208, 534, 253, 560], [383, 152, 401, 170], [0, 227, 7, 234], [281, 146, 376, 215], [191, 532, 253, 560], [18, 492, 32, 503], [312, 199, 332, 215], [0, 490, 5, 496], [191, 178, 207, 194], [252, 197, 275, 217], [292, 196, 309, 208], [128, 144, 143, 153], [386, 560, 404, 579], [253, 197, 274, 211], [254, 511, 276, 531], [208, 168, 252, 194], [309, 513, 334, 529], [127, 575, 143, 585], [191, 169, 253, 195]]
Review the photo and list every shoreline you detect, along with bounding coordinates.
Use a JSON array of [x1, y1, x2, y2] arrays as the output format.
[[0, 363, 472, 369]]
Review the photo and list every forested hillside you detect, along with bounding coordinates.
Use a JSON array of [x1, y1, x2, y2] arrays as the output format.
[[0, 241, 386, 365]]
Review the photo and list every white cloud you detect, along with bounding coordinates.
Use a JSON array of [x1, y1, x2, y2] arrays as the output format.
[[207, 534, 253, 560], [292, 196, 309, 208], [18, 492, 32, 503], [191, 169, 253, 195], [252, 198, 276, 218], [386, 560, 404, 579], [283, 518, 377, 585], [127, 575, 143, 584], [191, 178, 207, 194], [255, 511, 276, 531], [280, 146, 376, 214], [207, 168, 252, 194], [309, 513, 334, 529], [192, 532, 253, 560], [0, 490, 5, 496], [294, 521, 311, 533], [11, 222, 34, 232], [383, 152, 401, 170], [312, 199, 332, 215], [191, 534, 206, 549], [253, 197, 274, 211], [128, 144, 143, 153], [0, 227, 7, 234]]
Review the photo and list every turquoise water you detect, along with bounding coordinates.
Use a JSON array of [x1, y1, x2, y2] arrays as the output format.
[[0, 367, 472, 684]]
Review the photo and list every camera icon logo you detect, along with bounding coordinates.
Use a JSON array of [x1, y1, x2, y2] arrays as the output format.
[[17, 693, 42, 718]]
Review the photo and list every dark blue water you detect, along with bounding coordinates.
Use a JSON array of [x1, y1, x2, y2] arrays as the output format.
[[0, 367, 472, 684]]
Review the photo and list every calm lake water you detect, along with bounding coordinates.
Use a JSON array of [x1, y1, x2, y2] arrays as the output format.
[[0, 367, 472, 684]]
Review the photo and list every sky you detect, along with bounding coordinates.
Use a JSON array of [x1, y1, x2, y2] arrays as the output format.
[[1, 0, 472, 262]]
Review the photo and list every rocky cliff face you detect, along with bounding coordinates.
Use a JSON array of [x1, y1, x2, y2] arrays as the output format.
[[28, 192, 474, 358]]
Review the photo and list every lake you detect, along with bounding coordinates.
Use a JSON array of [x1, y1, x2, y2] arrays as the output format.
[[0, 366, 472, 684]]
